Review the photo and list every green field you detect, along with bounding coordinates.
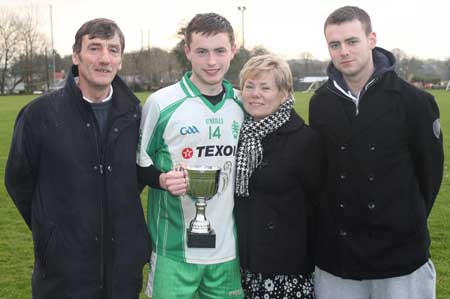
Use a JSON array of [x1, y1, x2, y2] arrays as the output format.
[[0, 91, 449, 299]]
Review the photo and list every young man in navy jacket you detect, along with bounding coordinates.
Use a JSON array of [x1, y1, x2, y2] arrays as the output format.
[[309, 6, 444, 299]]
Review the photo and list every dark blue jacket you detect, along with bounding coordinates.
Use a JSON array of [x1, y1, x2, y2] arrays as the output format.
[[5, 65, 151, 299], [309, 48, 444, 279]]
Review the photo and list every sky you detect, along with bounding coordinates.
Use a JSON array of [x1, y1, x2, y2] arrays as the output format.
[[1, 0, 449, 61]]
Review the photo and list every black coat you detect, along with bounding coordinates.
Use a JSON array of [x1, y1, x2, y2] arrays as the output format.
[[5, 66, 151, 299], [234, 111, 323, 275], [309, 71, 444, 279]]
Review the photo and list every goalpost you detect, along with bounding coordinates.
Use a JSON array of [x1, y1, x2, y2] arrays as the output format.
[[446, 81, 450, 91], [304, 81, 322, 93], [300, 76, 328, 93]]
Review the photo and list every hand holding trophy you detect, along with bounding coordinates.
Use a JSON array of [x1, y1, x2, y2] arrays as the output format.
[[185, 163, 230, 248]]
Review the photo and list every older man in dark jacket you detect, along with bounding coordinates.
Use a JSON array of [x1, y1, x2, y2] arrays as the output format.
[[309, 6, 444, 299], [5, 18, 150, 299]]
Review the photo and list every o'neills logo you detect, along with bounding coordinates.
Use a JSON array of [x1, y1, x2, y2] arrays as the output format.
[[181, 147, 194, 159], [181, 145, 237, 159]]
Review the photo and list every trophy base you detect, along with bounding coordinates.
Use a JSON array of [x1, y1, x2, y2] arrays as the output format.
[[186, 229, 216, 248]]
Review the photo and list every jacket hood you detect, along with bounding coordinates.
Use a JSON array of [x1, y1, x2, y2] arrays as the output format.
[[326, 47, 396, 92]]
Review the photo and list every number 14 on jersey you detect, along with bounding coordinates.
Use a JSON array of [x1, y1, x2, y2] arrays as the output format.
[[209, 126, 221, 139]]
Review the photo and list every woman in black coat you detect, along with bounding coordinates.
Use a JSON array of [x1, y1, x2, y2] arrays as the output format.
[[234, 54, 323, 299]]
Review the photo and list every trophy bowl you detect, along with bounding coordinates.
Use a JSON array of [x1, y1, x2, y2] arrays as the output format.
[[186, 166, 221, 199]]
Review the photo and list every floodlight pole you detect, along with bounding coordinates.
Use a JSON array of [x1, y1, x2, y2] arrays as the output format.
[[50, 4, 56, 87], [237, 6, 246, 48]]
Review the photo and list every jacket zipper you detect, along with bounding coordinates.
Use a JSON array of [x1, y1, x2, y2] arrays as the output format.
[[91, 116, 105, 290], [326, 85, 359, 114], [327, 78, 378, 116]]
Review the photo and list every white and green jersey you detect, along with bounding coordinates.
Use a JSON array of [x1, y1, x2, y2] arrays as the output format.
[[137, 73, 244, 264]]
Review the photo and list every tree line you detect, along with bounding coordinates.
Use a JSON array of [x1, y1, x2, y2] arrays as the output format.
[[0, 7, 49, 94], [1, 9, 449, 95]]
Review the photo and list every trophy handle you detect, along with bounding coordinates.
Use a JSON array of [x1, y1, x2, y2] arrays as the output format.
[[218, 161, 232, 195]]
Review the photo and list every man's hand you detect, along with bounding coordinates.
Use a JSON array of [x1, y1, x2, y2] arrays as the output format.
[[159, 166, 187, 196]]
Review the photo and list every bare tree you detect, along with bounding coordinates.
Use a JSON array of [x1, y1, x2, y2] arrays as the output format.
[[299, 52, 314, 76], [145, 47, 182, 89], [171, 27, 191, 74], [391, 48, 409, 79], [0, 9, 22, 94], [121, 47, 182, 92], [121, 50, 145, 90], [21, 6, 48, 92], [227, 47, 250, 86], [445, 57, 450, 81]]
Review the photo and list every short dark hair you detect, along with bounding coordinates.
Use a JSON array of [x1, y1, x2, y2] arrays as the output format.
[[185, 13, 235, 47], [72, 18, 125, 54], [324, 6, 372, 35]]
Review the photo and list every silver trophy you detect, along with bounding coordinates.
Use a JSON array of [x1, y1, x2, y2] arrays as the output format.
[[185, 164, 230, 248]]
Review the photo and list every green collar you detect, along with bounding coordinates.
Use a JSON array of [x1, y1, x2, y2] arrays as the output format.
[[180, 72, 236, 112]]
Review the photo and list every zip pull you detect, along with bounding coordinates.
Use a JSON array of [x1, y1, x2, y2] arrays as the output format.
[[99, 164, 104, 175], [365, 78, 376, 91]]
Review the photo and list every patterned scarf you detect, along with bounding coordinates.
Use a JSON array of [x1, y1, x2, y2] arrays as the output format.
[[235, 98, 294, 197]]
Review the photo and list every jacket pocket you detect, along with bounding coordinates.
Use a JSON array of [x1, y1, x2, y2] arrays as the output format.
[[35, 221, 57, 277]]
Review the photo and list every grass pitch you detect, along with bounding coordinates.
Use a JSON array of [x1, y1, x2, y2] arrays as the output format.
[[0, 91, 448, 298]]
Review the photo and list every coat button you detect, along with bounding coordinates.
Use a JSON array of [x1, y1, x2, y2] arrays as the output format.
[[339, 202, 345, 208], [107, 165, 112, 172], [93, 165, 98, 171], [339, 229, 347, 237], [339, 173, 347, 180], [267, 221, 275, 230], [369, 144, 376, 151], [114, 127, 119, 133], [94, 236, 98, 241], [340, 144, 347, 151], [368, 202, 376, 210], [86, 123, 91, 128], [368, 174, 375, 181]]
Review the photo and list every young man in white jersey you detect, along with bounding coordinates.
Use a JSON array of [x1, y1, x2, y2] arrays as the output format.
[[137, 13, 244, 299]]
